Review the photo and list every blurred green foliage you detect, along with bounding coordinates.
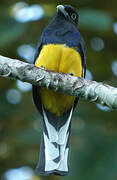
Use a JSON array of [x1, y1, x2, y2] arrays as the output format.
[[0, 0, 117, 180]]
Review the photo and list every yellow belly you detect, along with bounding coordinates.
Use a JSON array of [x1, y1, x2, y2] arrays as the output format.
[[35, 44, 82, 116]]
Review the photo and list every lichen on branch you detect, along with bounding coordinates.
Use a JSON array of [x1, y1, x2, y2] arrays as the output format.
[[0, 55, 117, 109]]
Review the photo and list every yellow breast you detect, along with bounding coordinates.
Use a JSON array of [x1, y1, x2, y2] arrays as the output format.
[[35, 44, 82, 116]]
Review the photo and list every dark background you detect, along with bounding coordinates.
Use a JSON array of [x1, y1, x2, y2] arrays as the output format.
[[0, 0, 117, 180]]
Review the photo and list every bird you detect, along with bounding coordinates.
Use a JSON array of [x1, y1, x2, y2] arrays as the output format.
[[32, 4, 86, 176]]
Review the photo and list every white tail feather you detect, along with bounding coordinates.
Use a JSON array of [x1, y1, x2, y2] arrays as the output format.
[[44, 133, 59, 160], [58, 109, 72, 145], [43, 108, 58, 142], [57, 148, 69, 171], [42, 106, 73, 172]]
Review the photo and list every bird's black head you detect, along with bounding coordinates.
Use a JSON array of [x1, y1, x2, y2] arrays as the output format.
[[56, 5, 78, 26]]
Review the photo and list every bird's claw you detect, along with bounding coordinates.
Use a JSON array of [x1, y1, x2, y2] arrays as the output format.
[[69, 73, 74, 76]]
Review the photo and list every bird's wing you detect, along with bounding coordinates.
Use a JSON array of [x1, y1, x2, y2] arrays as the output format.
[[73, 37, 86, 111], [32, 40, 43, 116], [79, 37, 86, 78]]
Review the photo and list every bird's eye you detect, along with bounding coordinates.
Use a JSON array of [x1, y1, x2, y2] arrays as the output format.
[[71, 13, 77, 20]]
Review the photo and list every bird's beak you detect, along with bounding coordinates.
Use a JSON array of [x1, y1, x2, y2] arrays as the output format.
[[57, 5, 68, 17]]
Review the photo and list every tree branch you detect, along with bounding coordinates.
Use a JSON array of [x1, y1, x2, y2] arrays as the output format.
[[0, 55, 117, 109]]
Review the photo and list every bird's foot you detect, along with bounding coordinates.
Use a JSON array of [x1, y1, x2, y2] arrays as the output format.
[[69, 73, 74, 76], [40, 65, 46, 70]]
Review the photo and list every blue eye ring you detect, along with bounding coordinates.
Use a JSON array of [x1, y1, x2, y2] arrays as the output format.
[[71, 13, 77, 20]]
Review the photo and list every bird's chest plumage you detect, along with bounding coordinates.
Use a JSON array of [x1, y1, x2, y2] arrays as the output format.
[[35, 44, 82, 116]]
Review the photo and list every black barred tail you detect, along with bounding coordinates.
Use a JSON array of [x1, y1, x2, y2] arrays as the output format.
[[36, 106, 73, 176]]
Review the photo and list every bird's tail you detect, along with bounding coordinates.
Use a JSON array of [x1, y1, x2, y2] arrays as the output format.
[[36, 106, 73, 176]]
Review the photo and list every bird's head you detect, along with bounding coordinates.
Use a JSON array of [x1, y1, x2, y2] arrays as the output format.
[[56, 5, 78, 26]]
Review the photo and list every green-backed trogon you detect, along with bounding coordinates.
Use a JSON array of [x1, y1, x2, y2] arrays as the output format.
[[32, 4, 86, 176]]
